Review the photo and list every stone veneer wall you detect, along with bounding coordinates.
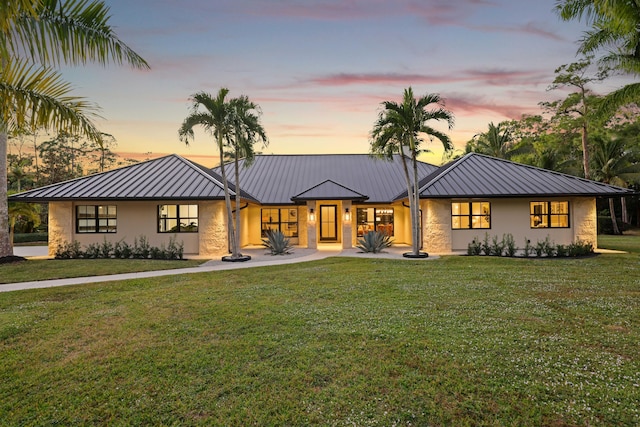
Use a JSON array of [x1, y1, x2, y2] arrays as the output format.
[[48, 202, 73, 257], [198, 201, 229, 256], [572, 197, 597, 248], [422, 199, 452, 254]]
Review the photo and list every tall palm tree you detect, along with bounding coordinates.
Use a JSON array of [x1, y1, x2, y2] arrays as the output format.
[[370, 87, 454, 257], [556, 0, 640, 113], [591, 135, 640, 234], [179, 89, 252, 260], [0, 0, 149, 258], [227, 95, 267, 255]]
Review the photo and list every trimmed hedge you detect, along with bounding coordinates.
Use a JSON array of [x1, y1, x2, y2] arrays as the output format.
[[55, 236, 184, 260], [13, 233, 48, 244]]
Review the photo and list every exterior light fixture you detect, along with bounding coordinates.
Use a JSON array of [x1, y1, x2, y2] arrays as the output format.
[[344, 207, 351, 221], [309, 208, 315, 222]]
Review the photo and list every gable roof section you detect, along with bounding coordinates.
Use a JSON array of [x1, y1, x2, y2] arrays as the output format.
[[10, 154, 241, 202], [419, 153, 633, 198], [220, 154, 438, 204], [291, 180, 368, 201]]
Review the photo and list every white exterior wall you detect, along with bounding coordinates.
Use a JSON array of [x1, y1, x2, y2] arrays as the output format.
[[443, 197, 598, 252], [48, 200, 230, 257]]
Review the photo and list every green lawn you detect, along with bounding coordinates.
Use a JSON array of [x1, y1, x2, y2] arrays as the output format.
[[0, 258, 205, 284], [1, 245, 638, 425]]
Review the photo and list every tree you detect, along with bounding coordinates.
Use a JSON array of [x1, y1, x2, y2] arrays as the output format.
[[8, 197, 40, 250], [0, 0, 149, 258], [370, 87, 454, 257], [465, 121, 526, 160], [179, 89, 268, 261], [556, 0, 640, 113], [227, 95, 267, 256], [591, 135, 640, 234], [545, 55, 609, 179]]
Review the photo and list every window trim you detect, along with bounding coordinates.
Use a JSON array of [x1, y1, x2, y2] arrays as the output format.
[[261, 207, 299, 238], [158, 204, 199, 233], [76, 205, 117, 234], [451, 201, 491, 230], [530, 201, 570, 229], [356, 207, 395, 237]]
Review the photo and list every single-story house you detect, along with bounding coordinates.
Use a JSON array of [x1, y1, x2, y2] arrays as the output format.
[[9, 152, 634, 256]]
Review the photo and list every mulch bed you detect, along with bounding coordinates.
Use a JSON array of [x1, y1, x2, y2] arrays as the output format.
[[0, 256, 27, 265]]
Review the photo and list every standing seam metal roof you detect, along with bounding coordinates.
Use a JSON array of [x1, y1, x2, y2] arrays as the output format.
[[419, 153, 633, 198]]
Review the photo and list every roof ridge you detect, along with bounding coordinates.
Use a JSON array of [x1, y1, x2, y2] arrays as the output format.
[[178, 155, 236, 196]]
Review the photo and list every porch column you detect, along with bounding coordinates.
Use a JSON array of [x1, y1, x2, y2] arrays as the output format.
[[307, 201, 317, 249], [342, 200, 353, 249]]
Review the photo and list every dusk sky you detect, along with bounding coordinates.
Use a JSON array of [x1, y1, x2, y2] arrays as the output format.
[[59, 0, 628, 166]]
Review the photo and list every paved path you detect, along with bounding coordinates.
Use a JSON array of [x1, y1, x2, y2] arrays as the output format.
[[3, 245, 438, 293]]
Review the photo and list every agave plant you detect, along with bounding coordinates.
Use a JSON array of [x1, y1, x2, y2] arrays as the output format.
[[262, 230, 294, 255], [356, 231, 393, 253]]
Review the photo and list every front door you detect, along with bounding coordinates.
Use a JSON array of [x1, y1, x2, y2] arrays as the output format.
[[319, 204, 337, 241]]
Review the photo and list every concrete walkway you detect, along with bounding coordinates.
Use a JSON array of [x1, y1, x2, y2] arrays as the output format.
[[3, 245, 438, 293]]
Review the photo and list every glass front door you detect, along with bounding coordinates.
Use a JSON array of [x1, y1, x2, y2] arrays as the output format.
[[319, 204, 337, 241]]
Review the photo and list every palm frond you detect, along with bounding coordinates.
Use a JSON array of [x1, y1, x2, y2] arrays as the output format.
[[8, 0, 149, 68]]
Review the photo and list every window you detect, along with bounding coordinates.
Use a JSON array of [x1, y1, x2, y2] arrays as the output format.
[[530, 201, 569, 228], [158, 204, 198, 232], [76, 205, 117, 233], [356, 208, 394, 236], [261, 208, 298, 238], [451, 202, 490, 229]]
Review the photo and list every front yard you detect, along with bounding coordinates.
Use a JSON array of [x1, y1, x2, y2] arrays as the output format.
[[0, 235, 638, 425]]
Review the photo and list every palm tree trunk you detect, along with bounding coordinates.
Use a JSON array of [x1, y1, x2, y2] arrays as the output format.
[[0, 129, 12, 257], [411, 150, 421, 255], [398, 146, 417, 255], [234, 148, 241, 255], [621, 196, 629, 225], [218, 137, 238, 257], [609, 197, 621, 235]]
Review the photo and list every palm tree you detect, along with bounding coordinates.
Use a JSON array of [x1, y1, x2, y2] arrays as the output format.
[[0, 0, 149, 258], [227, 95, 267, 256], [556, 0, 640, 113], [590, 135, 640, 234], [370, 87, 454, 257], [179, 89, 266, 260], [465, 122, 522, 160], [8, 197, 41, 250]]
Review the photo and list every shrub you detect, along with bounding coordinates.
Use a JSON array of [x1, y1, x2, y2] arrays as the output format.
[[467, 238, 482, 256], [166, 237, 184, 260], [535, 237, 553, 257], [356, 231, 393, 254], [262, 230, 294, 255], [490, 235, 505, 256], [555, 244, 568, 257], [133, 236, 151, 259], [503, 234, 517, 257], [481, 233, 491, 256], [84, 243, 101, 259], [99, 239, 113, 258], [113, 241, 133, 259], [523, 238, 532, 258], [54, 240, 82, 259], [568, 240, 594, 257]]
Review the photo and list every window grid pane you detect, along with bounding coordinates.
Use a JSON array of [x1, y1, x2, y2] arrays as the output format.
[[158, 204, 198, 233], [530, 201, 569, 228], [76, 205, 116, 233], [452, 202, 490, 229]]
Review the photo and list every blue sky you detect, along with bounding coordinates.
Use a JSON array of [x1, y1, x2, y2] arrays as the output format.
[[59, 0, 626, 166]]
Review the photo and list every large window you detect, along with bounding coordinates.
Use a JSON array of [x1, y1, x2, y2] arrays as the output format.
[[451, 202, 490, 229], [530, 201, 569, 228], [356, 208, 394, 236], [158, 204, 198, 233], [261, 208, 298, 238], [76, 205, 117, 233]]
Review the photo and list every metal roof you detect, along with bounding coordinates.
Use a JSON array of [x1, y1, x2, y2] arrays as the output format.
[[9, 154, 235, 202], [291, 180, 369, 201], [419, 152, 634, 198], [220, 154, 438, 204]]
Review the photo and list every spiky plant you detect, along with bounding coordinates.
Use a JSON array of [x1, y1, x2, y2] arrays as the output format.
[[262, 230, 293, 255], [356, 231, 393, 253]]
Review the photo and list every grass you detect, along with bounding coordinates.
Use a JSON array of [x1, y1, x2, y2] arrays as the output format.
[[0, 239, 639, 425], [0, 259, 204, 284]]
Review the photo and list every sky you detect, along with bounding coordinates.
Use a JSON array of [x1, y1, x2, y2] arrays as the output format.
[[56, 0, 629, 167]]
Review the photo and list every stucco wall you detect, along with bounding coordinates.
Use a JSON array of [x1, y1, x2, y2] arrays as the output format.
[[47, 200, 230, 257], [443, 197, 597, 252]]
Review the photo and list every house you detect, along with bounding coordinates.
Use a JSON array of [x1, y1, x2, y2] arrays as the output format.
[[9, 152, 633, 257]]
